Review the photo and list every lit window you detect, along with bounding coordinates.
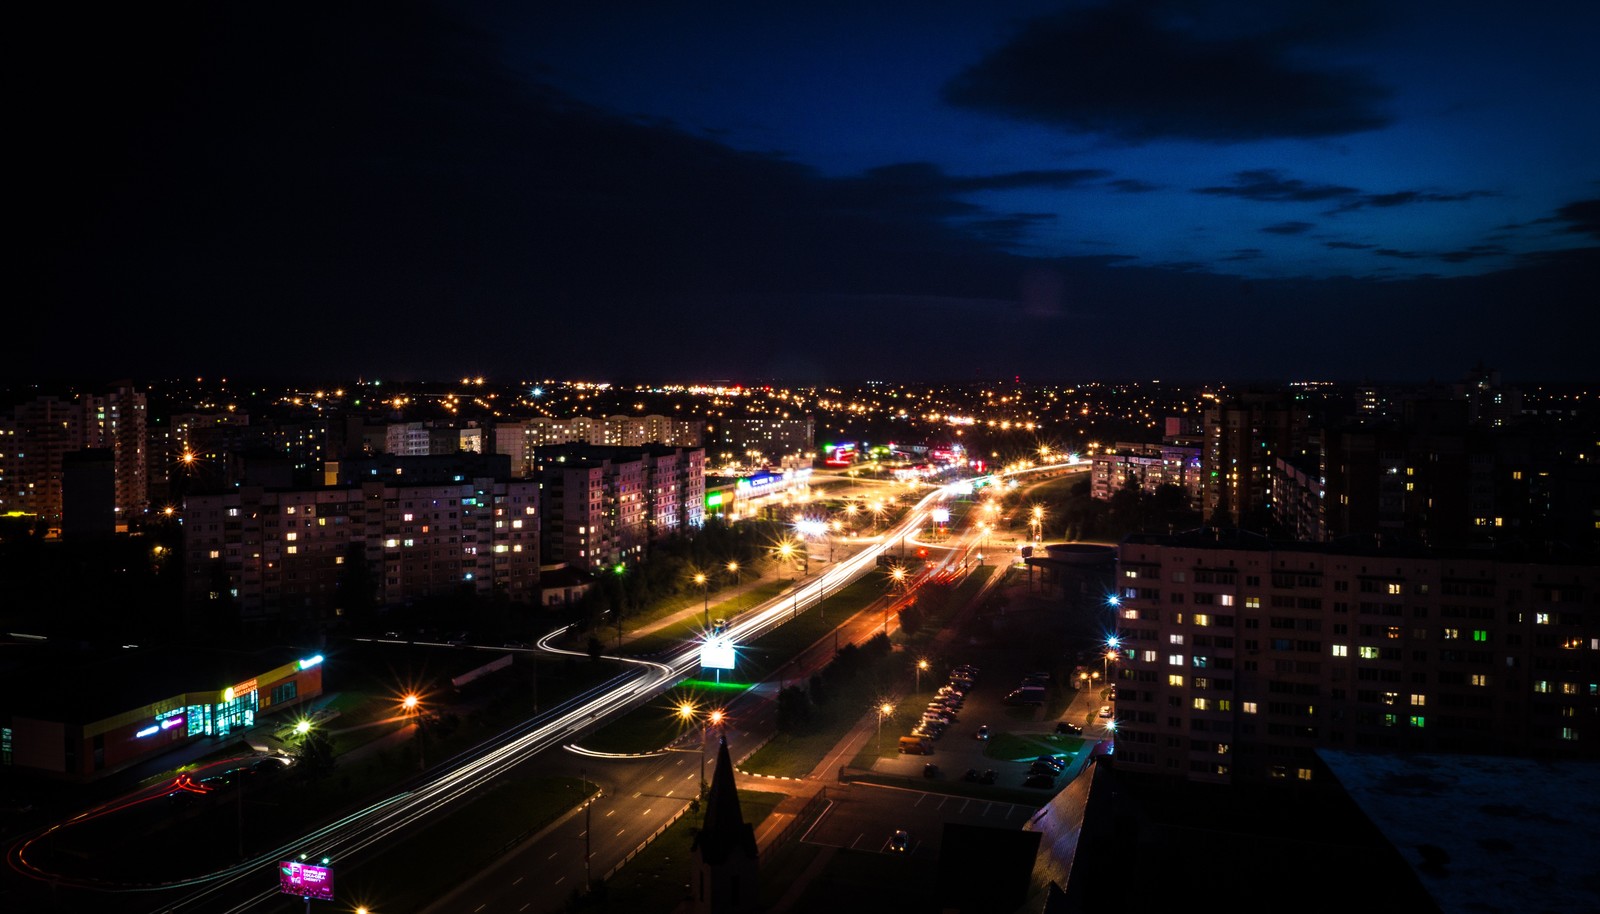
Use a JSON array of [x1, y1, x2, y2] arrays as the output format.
[[1216, 743, 1229, 754], [1443, 628, 1459, 640], [1218, 595, 1233, 607], [1297, 768, 1313, 781], [1169, 634, 1185, 645], [1561, 727, 1578, 741], [285, 532, 297, 542], [1409, 715, 1425, 728], [1332, 644, 1348, 657], [1410, 694, 1426, 706], [1562, 682, 1578, 695], [385, 538, 399, 548], [1470, 674, 1487, 687], [286, 546, 297, 555], [1473, 630, 1487, 642], [403, 513, 414, 522], [1141, 650, 1157, 662], [1168, 654, 1184, 666], [1360, 646, 1379, 659], [1387, 583, 1402, 595], [494, 544, 509, 553], [1168, 674, 1185, 687], [1193, 697, 1210, 710], [1243, 702, 1258, 714], [1534, 680, 1550, 693], [1536, 613, 1551, 624], [1193, 614, 1211, 627], [1245, 597, 1261, 609]]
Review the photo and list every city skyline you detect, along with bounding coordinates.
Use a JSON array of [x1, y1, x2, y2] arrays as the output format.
[[18, 1, 1599, 383]]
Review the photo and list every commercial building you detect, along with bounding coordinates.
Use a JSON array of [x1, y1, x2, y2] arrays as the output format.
[[1, 646, 324, 780], [1111, 529, 1599, 785]]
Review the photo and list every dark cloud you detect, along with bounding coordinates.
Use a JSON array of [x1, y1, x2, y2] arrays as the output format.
[[1222, 248, 1264, 261], [1332, 188, 1494, 213], [1108, 178, 1162, 193], [1325, 240, 1376, 250], [1554, 198, 1600, 238], [964, 212, 1059, 244], [1262, 221, 1315, 235], [941, 3, 1390, 142], [1196, 169, 1357, 203], [1437, 244, 1508, 264]]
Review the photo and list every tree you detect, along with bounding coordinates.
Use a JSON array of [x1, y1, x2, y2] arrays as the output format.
[[293, 729, 337, 780], [587, 635, 604, 663], [776, 685, 812, 732], [808, 673, 827, 706], [898, 600, 924, 635]]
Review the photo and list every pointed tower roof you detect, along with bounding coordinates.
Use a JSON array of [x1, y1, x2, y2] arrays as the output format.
[[693, 736, 758, 864]]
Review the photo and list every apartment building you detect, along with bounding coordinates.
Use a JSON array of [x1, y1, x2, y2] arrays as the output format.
[[1111, 530, 1599, 785], [495, 416, 704, 476], [183, 476, 539, 622], [0, 386, 148, 532], [532, 444, 705, 570], [1090, 442, 1202, 503]]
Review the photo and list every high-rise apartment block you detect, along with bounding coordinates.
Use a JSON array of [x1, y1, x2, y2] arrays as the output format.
[[183, 476, 539, 622], [0, 386, 148, 533], [1111, 530, 1599, 785], [532, 444, 705, 570], [1091, 442, 1202, 502], [1202, 392, 1309, 526]]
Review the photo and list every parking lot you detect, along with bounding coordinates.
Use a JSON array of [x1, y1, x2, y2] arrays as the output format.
[[803, 783, 1037, 856]]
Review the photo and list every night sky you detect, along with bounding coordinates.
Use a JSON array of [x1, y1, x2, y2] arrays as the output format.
[[19, 1, 1599, 383]]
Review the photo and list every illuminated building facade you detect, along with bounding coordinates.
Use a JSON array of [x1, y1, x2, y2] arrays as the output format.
[[1112, 530, 1599, 785], [0, 648, 324, 780], [533, 444, 705, 570], [183, 475, 539, 621]]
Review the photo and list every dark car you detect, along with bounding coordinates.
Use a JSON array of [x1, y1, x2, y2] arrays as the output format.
[[889, 829, 910, 853], [1029, 761, 1061, 777], [923, 763, 940, 778], [1055, 721, 1083, 735], [963, 768, 998, 784], [975, 725, 990, 740], [1035, 755, 1067, 772], [1023, 774, 1056, 789]]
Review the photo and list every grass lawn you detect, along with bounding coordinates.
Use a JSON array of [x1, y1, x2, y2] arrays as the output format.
[[579, 682, 754, 753], [623, 580, 790, 655]]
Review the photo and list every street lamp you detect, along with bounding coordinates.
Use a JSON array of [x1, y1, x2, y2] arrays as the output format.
[[726, 560, 739, 587], [402, 694, 425, 771], [876, 702, 894, 756], [916, 658, 929, 694], [1030, 505, 1044, 542], [694, 572, 709, 628]]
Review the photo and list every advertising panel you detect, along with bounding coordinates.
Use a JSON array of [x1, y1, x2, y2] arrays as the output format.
[[279, 861, 334, 900], [699, 636, 736, 671]]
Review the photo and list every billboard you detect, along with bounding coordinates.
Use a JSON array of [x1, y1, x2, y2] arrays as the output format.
[[280, 861, 334, 901], [700, 635, 736, 671]]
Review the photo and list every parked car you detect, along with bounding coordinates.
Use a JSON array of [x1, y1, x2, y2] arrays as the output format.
[[890, 829, 910, 853], [963, 768, 998, 784], [1029, 761, 1062, 777], [1023, 774, 1056, 789], [923, 763, 940, 779], [975, 725, 990, 740], [1099, 705, 1113, 718], [1055, 721, 1083, 735]]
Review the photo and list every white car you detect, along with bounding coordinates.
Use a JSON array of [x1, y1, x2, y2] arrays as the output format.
[[1098, 705, 1113, 718]]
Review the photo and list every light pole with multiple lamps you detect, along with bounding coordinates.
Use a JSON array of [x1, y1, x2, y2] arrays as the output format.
[[678, 703, 724, 798]]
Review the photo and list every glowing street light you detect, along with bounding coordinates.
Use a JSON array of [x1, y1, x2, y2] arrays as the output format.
[[402, 693, 426, 771], [916, 658, 929, 694], [1030, 505, 1045, 542], [694, 572, 709, 627], [726, 560, 740, 587], [876, 701, 895, 756]]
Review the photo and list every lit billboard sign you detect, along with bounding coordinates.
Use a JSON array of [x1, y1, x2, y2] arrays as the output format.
[[280, 861, 334, 900], [931, 509, 951, 524], [700, 636, 736, 671]]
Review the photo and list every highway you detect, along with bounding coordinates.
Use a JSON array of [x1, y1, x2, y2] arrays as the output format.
[[137, 469, 1036, 913]]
